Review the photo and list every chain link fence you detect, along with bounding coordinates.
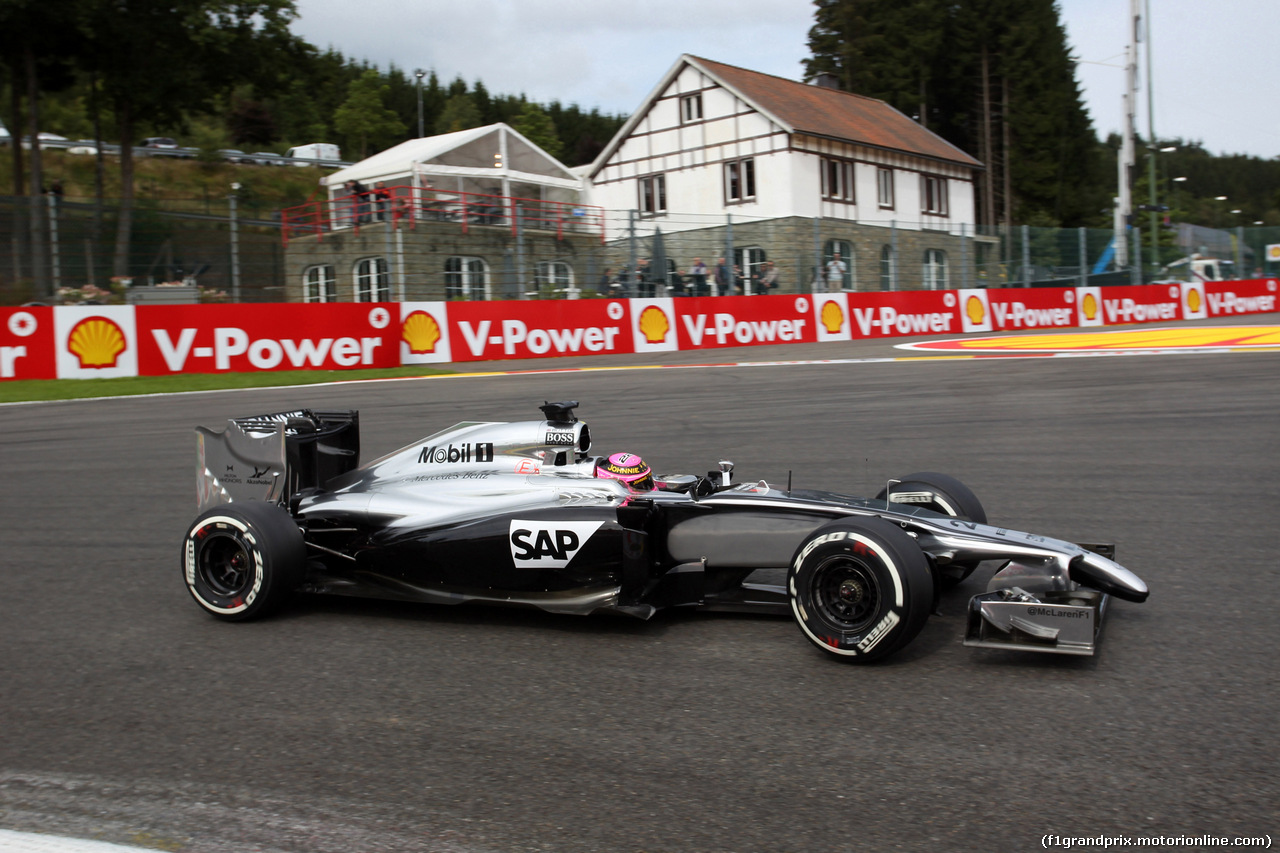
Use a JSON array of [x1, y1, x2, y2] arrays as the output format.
[[4, 194, 1278, 306]]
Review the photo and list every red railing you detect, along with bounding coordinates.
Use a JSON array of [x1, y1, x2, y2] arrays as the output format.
[[281, 184, 605, 246]]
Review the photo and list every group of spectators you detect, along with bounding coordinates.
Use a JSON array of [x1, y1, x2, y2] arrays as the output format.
[[341, 180, 394, 224], [601, 256, 781, 298]]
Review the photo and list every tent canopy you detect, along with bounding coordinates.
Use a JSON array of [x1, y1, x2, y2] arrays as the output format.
[[324, 124, 582, 201]]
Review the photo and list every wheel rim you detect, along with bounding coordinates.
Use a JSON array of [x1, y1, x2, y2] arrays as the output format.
[[810, 555, 881, 633], [197, 532, 253, 597]]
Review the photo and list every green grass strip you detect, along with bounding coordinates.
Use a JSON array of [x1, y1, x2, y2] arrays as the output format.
[[0, 365, 454, 403]]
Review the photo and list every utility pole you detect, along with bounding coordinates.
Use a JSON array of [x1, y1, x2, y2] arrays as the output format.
[[415, 69, 426, 138]]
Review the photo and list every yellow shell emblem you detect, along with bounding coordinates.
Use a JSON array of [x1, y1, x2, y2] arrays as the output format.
[[638, 305, 669, 344], [820, 300, 844, 333], [966, 294, 985, 325], [68, 316, 126, 368], [1186, 287, 1202, 314], [1081, 291, 1099, 321], [402, 310, 442, 354]]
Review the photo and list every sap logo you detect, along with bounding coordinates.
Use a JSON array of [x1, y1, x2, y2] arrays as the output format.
[[545, 430, 576, 445], [509, 520, 604, 568], [418, 443, 495, 464]]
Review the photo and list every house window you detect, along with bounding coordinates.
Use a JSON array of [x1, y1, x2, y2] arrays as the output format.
[[821, 157, 855, 203], [639, 174, 667, 215], [877, 167, 895, 209], [681, 94, 703, 123], [734, 246, 767, 293], [922, 175, 948, 215], [879, 244, 896, 291], [444, 256, 488, 301], [536, 261, 574, 291], [724, 158, 756, 203], [823, 240, 853, 290], [923, 249, 948, 290], [303, 265, 335, 303], [354, 257, 389, 302]]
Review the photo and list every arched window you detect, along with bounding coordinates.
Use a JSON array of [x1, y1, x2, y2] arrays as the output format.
[[303, 265, 335, 303], [822, 240, 853, 291], [445, 256, 489, 301], [536, 261, 574, 293], [879, 245, 896, 291], [923, 249, 948, 290], [354, 257, 389, 302]]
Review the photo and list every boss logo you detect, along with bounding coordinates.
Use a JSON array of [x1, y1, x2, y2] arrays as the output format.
[[417, 442, 495, 464], [545, 430, 576, 446], [509, 520, 604, 568]]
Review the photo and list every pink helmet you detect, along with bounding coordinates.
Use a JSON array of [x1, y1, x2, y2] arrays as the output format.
[[595, 452, 654, 491]]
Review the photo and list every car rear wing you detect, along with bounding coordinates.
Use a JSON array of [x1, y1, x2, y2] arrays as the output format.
[[196, 410, 359, 512]]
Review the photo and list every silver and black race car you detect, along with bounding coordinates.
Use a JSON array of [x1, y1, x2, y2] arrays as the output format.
[[183, 402, 1149, 663]]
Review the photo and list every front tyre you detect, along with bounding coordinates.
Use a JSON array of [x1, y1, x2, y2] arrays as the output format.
[[788, 518, 934, 663], [182, 501, 305, 621]]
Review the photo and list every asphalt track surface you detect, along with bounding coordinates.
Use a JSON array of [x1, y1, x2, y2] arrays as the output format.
[[2, 317, 1278, 852]]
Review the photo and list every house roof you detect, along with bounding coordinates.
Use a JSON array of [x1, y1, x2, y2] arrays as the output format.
[[590, 55, 982, 176]]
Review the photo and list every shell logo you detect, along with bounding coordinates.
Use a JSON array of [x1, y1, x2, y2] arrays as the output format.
[[820, 299, 844, 333], [1186, 287, 1203, 314], [67, 316, 127, 368], [638, 305, 669, 344], [402, 310, 442, 354], [965, 294, 986, 325], [1081, 291, 1099, 321]]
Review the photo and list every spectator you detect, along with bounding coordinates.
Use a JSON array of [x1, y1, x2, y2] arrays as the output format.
[[757, 261, 779, 293], [688, 257, 708, 296], [713, 257, 732, 296], [637, 258, 653, 298], [373, 181, 391, 221], [825, 252, 847, 292]]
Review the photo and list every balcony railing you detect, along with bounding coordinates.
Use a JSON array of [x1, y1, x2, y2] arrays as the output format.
[[281, 185, 604, 246]]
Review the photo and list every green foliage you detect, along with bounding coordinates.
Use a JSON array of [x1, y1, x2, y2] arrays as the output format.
[[512, 102, 562, 160], [333, 69, 407, 158], [806, 0, 1111, 228], [434, 94, 482, 135]]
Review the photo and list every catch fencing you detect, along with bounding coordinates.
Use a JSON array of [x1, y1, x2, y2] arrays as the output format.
[[3, 194, 1280, 306]]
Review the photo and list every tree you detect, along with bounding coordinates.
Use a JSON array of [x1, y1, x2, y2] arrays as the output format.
[[434, 94, 481, 135], [76, 0, 299, 275], [333, 69, 406, 158], [805, 0, 1108, 227], [512, 102, 562, 160]]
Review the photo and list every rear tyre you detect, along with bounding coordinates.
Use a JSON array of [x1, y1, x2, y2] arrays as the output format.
[[788, 517, 934, 663], [877, 471, 986, 586], [182, 501, 305, 621]]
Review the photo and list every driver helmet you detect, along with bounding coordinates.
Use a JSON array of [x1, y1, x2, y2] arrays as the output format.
[[595, 452, 654, 491]]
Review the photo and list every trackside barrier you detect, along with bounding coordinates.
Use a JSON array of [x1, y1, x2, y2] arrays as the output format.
[[3, 279, 1277, 381]]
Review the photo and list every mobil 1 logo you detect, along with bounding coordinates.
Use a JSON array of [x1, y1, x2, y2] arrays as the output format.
[[418, 442, 494, 464], [509, 520, 604, 568]]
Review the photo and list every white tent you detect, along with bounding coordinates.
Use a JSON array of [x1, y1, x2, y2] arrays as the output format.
[[324, 123, 582, 204]]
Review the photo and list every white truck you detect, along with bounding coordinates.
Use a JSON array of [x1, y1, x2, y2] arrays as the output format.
[[284, 143, 341, 165]]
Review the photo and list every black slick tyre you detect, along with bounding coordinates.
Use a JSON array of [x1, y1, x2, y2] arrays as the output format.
[[787, 517, 934, 663], [182, 501, 305, 621], [877, 471, 986, 586]]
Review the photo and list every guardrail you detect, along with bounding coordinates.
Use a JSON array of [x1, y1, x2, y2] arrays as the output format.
[[281, 185, 606, 246], [0, 136, 350, 169]]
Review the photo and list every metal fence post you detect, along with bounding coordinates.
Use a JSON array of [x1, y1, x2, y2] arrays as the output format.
[[47, 193, 61, 292], [1021, 224, 1031, 287], [1078, 226, 1088, 288], [812, 215, 821, 293], [960, 222, 970, 289], [1131, 227, 1142, 285], [228, 186, 241, 302]]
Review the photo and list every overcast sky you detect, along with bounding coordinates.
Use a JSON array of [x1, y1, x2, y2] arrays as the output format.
[[290, 0, 1280, 160]]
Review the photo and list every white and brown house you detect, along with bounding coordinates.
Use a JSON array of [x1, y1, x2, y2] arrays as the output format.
[[586, 55, 986, 291]]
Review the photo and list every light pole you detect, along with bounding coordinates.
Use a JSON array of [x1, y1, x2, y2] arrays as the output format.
[[415, 69, 426, 138]]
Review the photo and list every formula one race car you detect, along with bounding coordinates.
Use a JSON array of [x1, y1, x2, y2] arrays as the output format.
[[183, 402, 1149, 662]]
